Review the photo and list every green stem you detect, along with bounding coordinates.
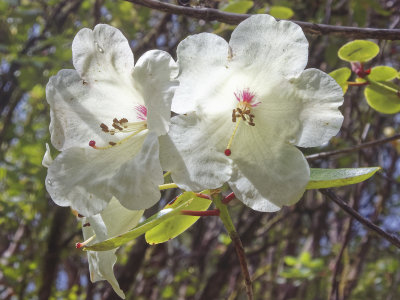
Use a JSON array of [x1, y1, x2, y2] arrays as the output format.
[[159, 183, 179, 190], [212, 192, 253, 300]]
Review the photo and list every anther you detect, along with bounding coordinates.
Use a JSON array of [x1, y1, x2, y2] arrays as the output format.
[[109, 142, 116, 146], [112, 123, 123, 131], [224, 149, 232, 156], [100, 123, 109, 132], [89, 140, 96, 148], [83, 222, 91, 227]]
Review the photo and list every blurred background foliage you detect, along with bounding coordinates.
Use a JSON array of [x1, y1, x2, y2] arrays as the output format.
[[1, 0, 400, 299]]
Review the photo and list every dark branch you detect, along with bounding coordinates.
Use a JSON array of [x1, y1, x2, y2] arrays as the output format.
[[306, 134, 400, 161], [320, 189, 400, 249], [124, 0, 400, 40]]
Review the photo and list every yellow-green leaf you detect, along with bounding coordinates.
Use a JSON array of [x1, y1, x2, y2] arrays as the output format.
[[222, 1, 253, 14], [306, 167, 380, 189], [365, 81, 400, 114], [145, 192, 212, 244], [368, 66, 398, 81], [83, 194, 195, 251], [269, 6, 294, 19], [329, 67, 351, 94], [338, 40, 379, 62]]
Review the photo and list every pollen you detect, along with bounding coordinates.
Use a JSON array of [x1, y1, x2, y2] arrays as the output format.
[[89, 112, 148, 150], [224, 88, 260, 156]]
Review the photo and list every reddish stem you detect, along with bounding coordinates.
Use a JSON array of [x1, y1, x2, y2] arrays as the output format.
[[195, 193, 211, 199], [348, 81, 369, 86], [181, 209, 220, 216], [222, 192, 236, 204]]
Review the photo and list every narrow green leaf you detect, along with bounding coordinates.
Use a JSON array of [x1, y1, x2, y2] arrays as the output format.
[[365, 81, 400, 114], [145, 192, 212, 244], [306, 167, 380, 190], [83, 196, 195, 251], [329, 67, 351, 94], [222, 1, 253, 14], [269, 6, 294, 19], [368, 66, 398, 82], [338, 40, 379, 62]]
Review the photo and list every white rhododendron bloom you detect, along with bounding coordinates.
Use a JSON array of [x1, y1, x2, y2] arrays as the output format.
[[44, 24, 178, 216], [161, 14, 344, 212], [81, 198, 143, 299]]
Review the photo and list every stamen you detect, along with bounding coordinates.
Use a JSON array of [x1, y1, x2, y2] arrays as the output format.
[[112, 123, 123, 131], [76, 234, 96, 249], [225, 118, 242, 156], [89, 126, 147, 150], [100, 123, 109, 132]]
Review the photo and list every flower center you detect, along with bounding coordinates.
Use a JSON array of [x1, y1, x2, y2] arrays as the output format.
[[89, 105, 148, 150], [224, 89, 260, 156]]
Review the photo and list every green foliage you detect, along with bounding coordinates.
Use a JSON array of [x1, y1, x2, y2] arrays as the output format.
[[281, 252, 325, 279], [222, 1, 253, 14], [85, 192, 210, 251], [368, 66, 398, 81], [269, 6, 294, 19], [338, 40, 379, 62], [365, 81, 400, 114], [145, 192, 212, 244], [306, 167, 380, 189], [329, 67, 352, 94]]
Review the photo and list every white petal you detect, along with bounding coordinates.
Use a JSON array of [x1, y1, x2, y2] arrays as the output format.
[[100, 197, 144, 237], [159, 113, 232, 191], [172, 33, 230, 114], [229, 14, 308, 79], [133, 50, 178, 135], [46, 69, 142, 151], [289, 69, 344, 147], [83, 199, 143, 299], [46, 132, 147, 216], [42, 143, 53, 168], [110, 132, 164, 210], [72, 24, 134, 85], [228, 142, 310, 212]]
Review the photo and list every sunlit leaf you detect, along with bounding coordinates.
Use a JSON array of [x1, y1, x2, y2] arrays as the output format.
[[145, 192, 212, 244], [329, 67, 351, 94], [306, 167, 380, 189], [269, 6, 294, 19], [83, 196, 195, 251], [365, 81, 400, 114], [338, 40, 379, 62], [368, 66, 398, 81], [222, 1, 253, 14]]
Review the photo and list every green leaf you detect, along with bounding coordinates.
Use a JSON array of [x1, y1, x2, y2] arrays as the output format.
[[306, 167, 380, 190], [329, 67, 351, 94], [368, 66, 398, 82], [365, 81, 400, 114], [338, 40, 379, 62], [83, 194, 196, 251], [222, 1, 253, 14], [145, 192, 212, 244], [269, 6, 294, 19]]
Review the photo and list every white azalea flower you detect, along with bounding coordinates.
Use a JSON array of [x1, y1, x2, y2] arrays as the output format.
[[44, 24, 178, 216], [160, 14, 344, 212], [81, 198, 143, 299]]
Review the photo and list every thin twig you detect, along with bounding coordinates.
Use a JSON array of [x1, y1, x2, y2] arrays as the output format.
[[320, 189, 400, 249], [124, 0, 400, 40], [212, 193, 253, 300], [306, 134, 400, 161]]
